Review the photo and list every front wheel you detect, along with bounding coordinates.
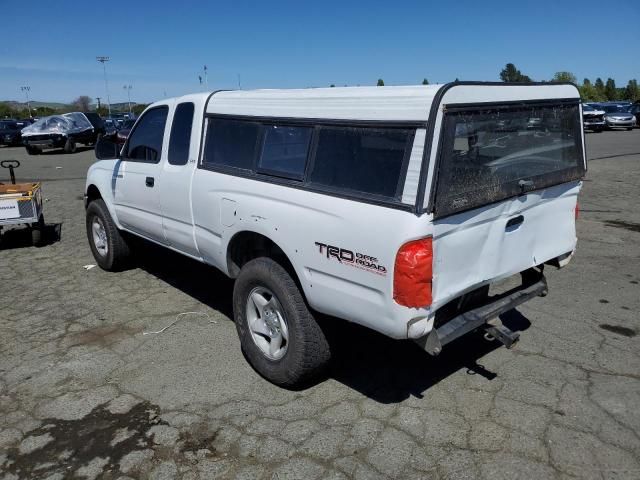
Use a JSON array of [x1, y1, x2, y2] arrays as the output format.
[[25, 145, 41, 155], [233, 257, 330, 387], [86, 199, 131, 270]]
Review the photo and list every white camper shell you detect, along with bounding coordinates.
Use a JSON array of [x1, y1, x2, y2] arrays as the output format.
[[86, 82, 585, 386]]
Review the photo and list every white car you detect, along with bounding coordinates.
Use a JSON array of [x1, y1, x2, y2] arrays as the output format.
[[85, 82, 585, 387]]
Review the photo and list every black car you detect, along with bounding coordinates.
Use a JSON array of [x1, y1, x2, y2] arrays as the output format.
[[0, 120, 23, 146], [21, 112, 106, 154], [629, 104, 640, 128]]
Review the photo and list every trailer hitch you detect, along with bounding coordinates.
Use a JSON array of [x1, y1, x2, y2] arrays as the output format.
[[415, 271, 546, 356], [484, 318, 520, 349]]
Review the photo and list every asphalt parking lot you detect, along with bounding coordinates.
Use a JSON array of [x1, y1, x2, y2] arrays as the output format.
[[1, 130, 639, 480]]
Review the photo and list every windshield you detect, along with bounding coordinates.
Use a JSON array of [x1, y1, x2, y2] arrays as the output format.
[[434, 102, 585, 217], [601, 105, 630, 113], [582, 104, 594, 111], [0, 122, 17, 131]]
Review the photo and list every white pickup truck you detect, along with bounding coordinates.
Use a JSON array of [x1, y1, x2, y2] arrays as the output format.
[[86, 82, 585, 386]]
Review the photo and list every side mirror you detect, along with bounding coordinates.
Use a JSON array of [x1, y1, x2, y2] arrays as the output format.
[[95, 137, 120, 160]]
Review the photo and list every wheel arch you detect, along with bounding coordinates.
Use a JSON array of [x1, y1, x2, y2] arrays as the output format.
[[86, 184, 102, 204], [226, 230, 305, 295]]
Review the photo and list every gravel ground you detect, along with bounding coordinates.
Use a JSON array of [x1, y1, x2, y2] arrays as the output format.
[[0, 130, 639, 479]]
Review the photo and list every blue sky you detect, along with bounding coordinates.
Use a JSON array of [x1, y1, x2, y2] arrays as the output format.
[[1, 0, 638, 104]]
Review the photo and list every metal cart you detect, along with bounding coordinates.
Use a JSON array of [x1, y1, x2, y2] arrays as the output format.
[[0, 160, 45, 246]]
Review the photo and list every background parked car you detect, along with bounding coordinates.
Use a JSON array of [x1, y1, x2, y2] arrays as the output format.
[[22, 112, 104, 154], [0, 120, 23, 146], [596, 103, 636, 130], [114, 118, 135, 145], [581, 104, 606, 132]]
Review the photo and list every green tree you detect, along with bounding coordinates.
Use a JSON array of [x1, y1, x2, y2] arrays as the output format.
[[329, 84, 335, 88], [72, 96, 92, 112], [623, 79, 639, 102], [132, 104, 149, 116], [377, 78, 385, 86], [594, 78, 605, 93], [604, 78, 617, 100], [553, 71, 577, 84], [499, 63, 531, 82], [421, 78, 429, 85]]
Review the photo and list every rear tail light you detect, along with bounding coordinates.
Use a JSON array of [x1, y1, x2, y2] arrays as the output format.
[[393, 237, 433, 308]]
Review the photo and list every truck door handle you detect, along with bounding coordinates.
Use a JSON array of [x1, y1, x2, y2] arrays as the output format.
[[506, 215, 524, 229], [145, 176, 154, 187]]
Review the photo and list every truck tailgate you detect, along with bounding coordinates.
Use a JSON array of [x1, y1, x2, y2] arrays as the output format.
[[432, 181, 579, 308]]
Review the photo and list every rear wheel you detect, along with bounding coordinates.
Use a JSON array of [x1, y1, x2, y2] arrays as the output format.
[[64, 138, 77, 153], [86, 199, 131, 270], [25, 145, 41, 155], [233, 257, 330, 387]]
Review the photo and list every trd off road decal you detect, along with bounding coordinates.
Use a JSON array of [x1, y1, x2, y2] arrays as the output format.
[[314, 242, 387, 276]]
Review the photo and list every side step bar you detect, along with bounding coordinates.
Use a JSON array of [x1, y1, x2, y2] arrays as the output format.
[[415, 271, 548, 355]]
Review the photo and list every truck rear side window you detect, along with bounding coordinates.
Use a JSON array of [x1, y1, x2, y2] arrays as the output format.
[[203, 118, 259, 170], [168, 102, 195, 166], [309, 127, 412, 200], [434, 102, 585, 218]]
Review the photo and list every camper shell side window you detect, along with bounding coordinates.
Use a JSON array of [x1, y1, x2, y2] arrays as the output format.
[[200, 116, 417, 208]]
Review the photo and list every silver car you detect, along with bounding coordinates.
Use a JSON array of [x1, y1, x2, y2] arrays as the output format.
[[600, 104, 636, 130]]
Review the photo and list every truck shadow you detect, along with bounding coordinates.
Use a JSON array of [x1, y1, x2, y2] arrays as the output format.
[[321, 309, 530, 403], [0, 223, 62, 250], [134, 244, 531, 403]]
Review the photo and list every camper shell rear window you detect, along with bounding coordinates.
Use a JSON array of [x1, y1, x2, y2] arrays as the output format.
[[432, 100, 585, 218]]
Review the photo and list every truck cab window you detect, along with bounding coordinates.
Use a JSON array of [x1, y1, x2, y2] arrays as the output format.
[[126, 106, 168, 162], [168, 103, 195, 165]]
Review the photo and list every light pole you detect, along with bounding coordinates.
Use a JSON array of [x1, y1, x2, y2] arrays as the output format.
[[123, 85, 132, 114], [96, 56, 111, 117], [20, 86, 32, 117]]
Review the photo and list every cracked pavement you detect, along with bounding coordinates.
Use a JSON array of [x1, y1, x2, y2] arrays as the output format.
[[1, 131, 639, 479]]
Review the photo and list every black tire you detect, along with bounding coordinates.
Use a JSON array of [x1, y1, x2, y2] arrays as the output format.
[[626, 127, 633, 131], [233, 257, 330, 387], [31, 214, 44, 247], [25, 145, 41, 155], [64, 138, 77, 153], [86, 199, 131, 271]]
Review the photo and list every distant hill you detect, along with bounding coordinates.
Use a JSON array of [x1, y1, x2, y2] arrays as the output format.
[[1, 100, 72, 109], [1, 100, 139, 113]]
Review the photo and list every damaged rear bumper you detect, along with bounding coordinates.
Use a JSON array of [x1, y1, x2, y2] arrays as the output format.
[[415, 268, 547, 355]]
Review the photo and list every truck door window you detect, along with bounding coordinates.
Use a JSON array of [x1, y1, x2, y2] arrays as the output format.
[[168, 102, 195, 165], [125, 106, 168, 163], [203, 118, 259, 170], [257, 125, 312, 180]]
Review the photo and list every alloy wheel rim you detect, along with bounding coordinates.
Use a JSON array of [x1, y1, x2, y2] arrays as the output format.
[[245, 286, 289, 360], [91, 217, 108, 257]]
